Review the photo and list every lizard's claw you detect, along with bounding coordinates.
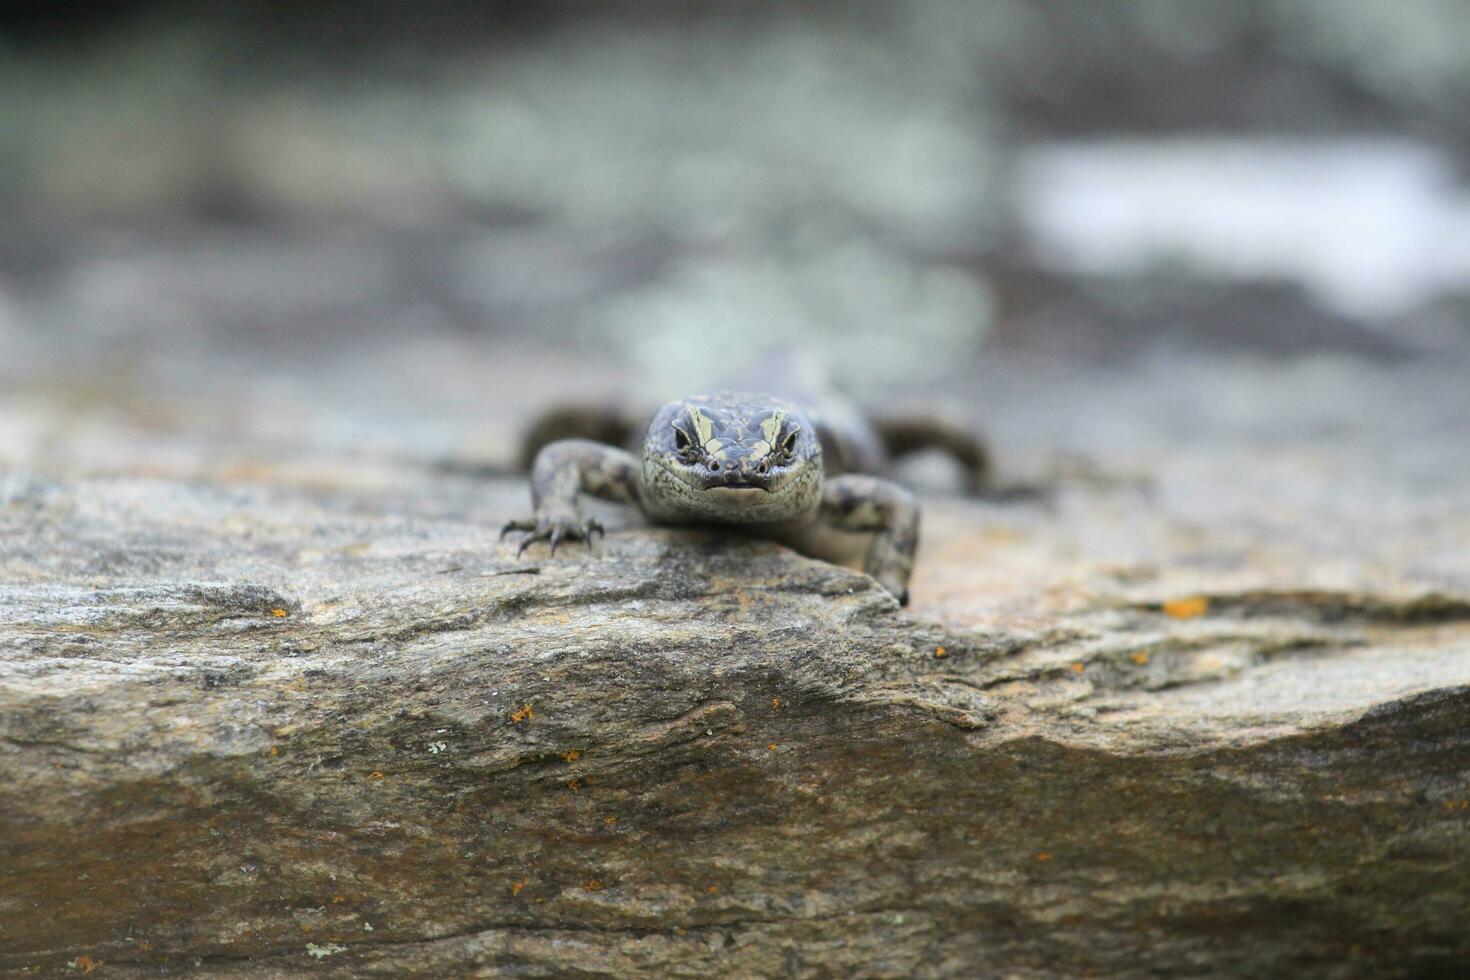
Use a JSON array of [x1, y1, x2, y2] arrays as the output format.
[[500, 519, 536, 541], [502, 516, 604, 557]]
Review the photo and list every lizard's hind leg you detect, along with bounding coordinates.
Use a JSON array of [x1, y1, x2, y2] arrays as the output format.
[[517, 403, 644, 472], [870, 410, 991, 494]]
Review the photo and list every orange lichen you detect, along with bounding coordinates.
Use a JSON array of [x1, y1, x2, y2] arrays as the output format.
[[1444, 799, 1469, 811], [1071, 662, 1085, 674], [603, 815, 618, 827], [271, 608, 288, 618], [1130, 652, 1150, 666], [766, 743, 777, 751], [511, 704, 535, 724], [331, 895, 346, 904], [771, 698, 781, 708], [367, 771, 385, 780], [511, 879, 528, 896], [1163, 595, 1209, 619], [567, 779, 581, 793], [583, 879, 605, 892], [934, 646, 947, 659], [562, 750, 582, 762], [70, 956, 101, 974], [706, 885, 719, 895], [1035, 852, 1053, 862]]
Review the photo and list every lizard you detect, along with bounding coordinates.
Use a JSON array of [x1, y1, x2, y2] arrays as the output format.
[[502, 387, 990, 607]]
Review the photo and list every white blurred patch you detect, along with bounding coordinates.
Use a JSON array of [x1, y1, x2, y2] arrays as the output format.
[[1016, 138, 1470, 317]]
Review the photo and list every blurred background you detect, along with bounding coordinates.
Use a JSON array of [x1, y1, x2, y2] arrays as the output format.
[[2, 1, 1468, 615]]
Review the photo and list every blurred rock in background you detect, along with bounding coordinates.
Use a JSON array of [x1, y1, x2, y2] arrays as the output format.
[[4, 0, 1470, 390]]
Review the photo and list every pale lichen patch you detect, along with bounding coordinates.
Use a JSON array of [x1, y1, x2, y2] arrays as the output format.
[[306, 942, 347, 959]]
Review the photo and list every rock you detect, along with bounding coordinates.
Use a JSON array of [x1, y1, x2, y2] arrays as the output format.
[[3, 463, 1468, 978]]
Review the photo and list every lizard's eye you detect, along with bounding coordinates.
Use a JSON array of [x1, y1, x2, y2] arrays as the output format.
[[777, 428, 799, 460], [673, 427, 698, 460]]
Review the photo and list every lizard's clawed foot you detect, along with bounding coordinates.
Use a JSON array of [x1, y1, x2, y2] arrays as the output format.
[[501, 516, 604, 557]]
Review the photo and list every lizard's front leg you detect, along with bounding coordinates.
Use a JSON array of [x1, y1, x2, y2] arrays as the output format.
[[502, 439, 641, 556], [818, 475, 921, 605]]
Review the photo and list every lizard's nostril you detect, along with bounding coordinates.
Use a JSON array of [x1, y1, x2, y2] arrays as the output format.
[[709, 459, 720, 471]]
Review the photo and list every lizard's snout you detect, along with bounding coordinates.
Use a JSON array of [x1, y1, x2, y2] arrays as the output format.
[[700, 457, 775, 491]]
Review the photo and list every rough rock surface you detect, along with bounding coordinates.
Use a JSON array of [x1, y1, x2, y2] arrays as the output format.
[[3, 380, 1469, 977]]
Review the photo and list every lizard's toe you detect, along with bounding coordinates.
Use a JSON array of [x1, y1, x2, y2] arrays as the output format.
[[504, 516, 601, 557]]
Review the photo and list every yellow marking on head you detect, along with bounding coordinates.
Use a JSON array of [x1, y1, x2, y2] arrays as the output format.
[[759, 410, 786, 446], [689, 408, 715, 447], [749, 440, 771, 460], [704, 438, 723, 454]]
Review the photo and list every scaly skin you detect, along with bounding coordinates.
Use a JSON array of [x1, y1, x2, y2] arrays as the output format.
[[504, 391, 980, 605]]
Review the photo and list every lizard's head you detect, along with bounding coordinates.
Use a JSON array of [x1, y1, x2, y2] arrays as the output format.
[[641, 393, 823, 524]]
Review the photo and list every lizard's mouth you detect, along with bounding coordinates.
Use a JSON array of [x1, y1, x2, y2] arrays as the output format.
[[700, 469, 783, 493], [698, 468, 778, 492], [703, 485, 771, 501]]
